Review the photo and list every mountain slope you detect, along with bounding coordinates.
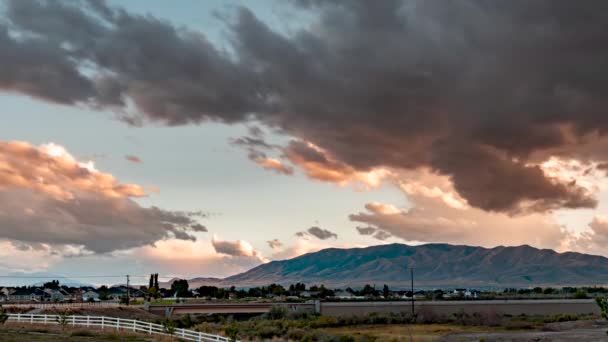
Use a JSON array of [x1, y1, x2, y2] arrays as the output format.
[[221, 243, 608, 288]]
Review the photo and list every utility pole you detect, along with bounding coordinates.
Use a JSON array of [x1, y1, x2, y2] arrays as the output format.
[[410, 268, 414, 316], [126, 275, 130, 306]]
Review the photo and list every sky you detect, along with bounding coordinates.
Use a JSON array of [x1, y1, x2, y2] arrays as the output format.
[[2, 0, 608, 285]]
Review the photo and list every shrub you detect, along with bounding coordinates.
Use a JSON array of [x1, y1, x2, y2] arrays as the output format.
[[264, 305, 288, 320], [574, 290, 589, 299], [55, 311, 70, 331], [71, 330, 95, 337], [225, 324, 239, 342], [0, 306, 8, 325]]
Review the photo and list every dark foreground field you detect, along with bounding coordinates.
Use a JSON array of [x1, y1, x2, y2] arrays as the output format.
[[3, 321, 608, 341], [442, 320, 608, 342], [0, 325, 169, 342]]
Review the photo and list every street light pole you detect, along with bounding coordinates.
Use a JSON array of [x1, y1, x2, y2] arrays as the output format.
[[126, 275, 130, 306], [410, 268, 414, 316]]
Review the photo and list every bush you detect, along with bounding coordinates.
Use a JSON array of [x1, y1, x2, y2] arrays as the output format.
[[71, 330, 95, 337], [264, 305, 288, 320], [225, 325, 239, 342], [574, 290, 589, 299]]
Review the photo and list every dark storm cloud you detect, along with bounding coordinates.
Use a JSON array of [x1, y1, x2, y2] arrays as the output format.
[[266, 238, 283, 249], [356, 226, 376, 236], [4, 0, 608, 212], [296, 226, 338, 240]]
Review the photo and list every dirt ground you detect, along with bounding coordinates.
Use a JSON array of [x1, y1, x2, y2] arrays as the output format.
[[441, 320, 608, 342]]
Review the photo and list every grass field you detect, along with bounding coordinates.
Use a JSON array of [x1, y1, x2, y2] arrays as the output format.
[[322, 324, 507, 342], [0, 326, 166, 341]]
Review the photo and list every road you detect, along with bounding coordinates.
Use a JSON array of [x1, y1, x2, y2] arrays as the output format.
[[148, 299, 601, 317]]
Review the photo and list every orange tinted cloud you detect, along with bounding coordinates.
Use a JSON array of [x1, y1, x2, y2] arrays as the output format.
[[0, 140, 205, 253], [0, 141, 146, 200]]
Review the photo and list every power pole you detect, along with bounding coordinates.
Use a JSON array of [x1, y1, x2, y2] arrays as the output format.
[[126, 275, 130, 306], [410, 268, 415, 316]]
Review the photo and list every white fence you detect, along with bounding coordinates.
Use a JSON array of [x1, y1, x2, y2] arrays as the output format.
[[6, 313, 235, 342]]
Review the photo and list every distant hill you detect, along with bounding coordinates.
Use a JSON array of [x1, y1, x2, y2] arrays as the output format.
[[205, 243, 608, 288], [3, 272, 94, 287], [160, 277, 223, 289]]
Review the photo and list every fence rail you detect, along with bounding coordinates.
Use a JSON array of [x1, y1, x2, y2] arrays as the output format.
[[6, 313, 234, 342]]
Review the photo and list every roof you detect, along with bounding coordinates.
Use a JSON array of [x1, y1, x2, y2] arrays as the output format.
[[11, 288, 44, 296]]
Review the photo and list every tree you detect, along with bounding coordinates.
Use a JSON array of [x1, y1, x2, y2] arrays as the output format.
[[43, 280, 60, 290], [171, 279, 190, 298], [154, 273, 159, 290], [149, 274, 154, 290], [383, 284, 390, 299], [98, 285, 109, 301], [361, 284, 377, 297]]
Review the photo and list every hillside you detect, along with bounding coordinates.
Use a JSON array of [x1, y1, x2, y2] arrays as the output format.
[[215, 243, 608, 288]]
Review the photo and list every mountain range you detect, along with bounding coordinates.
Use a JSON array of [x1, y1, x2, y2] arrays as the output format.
[[179, 243, 608, 289]]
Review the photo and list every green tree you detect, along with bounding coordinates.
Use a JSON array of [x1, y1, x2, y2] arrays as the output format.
[[383, 284, 390, 299], [171, 279, 190, 297], [98, 285, 109, 301], [43, 280, 60, 290]]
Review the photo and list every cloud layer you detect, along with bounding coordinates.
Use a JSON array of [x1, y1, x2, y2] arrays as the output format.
[[4, 0, 608, 213], [0, 140, 206, 253]]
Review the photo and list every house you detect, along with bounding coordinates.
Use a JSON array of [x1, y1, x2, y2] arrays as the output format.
[[333, 290, 357, 299], [43, 288, 69, 302], [82, 290, 100, 302], [8, 288, 45, 302], [107, 286, 145, 301], [299, 291, 312, 298]]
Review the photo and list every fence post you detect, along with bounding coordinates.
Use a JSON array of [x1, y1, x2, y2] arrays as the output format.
[[43, 314, 46, 324], [30, 314, 33, 324], [198, 331, 202, 342], [132, 319, 136, 332], [17, 313, 20, 322], [72, 315, 76, 327], [87, 315, 90, 328], [116, 317, 121, 331], [148, 321, 152, 335], [101, 316, 105, 330]]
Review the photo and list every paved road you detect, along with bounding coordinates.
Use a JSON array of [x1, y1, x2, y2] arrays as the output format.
[[149, 299, 600, 317]]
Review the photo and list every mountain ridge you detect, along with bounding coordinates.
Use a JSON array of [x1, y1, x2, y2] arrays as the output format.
[[184, 243, 608, 289]]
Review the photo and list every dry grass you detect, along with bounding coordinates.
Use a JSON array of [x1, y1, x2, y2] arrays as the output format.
[[0, 325, 162, 341], [322, 324, 506, 342]]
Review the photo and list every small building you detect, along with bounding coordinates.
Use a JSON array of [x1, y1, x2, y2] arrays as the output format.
[[82, 290, 100, 302], [43, 288, 70, 302], [333, 290, 357, 300], [8, 288, 45, 302]]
